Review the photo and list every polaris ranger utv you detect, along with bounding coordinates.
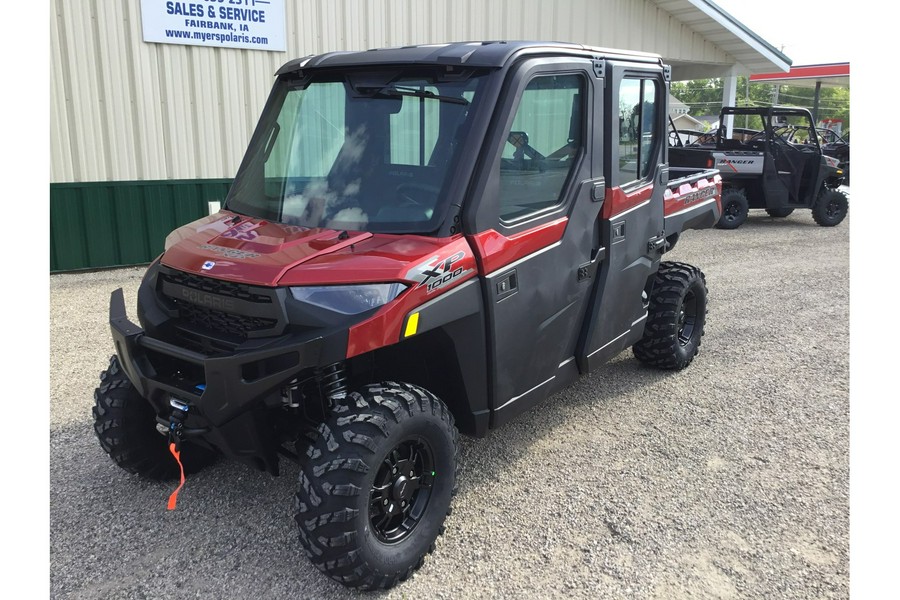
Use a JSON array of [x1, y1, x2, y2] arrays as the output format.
[[93, 41, 721, 590], [669, 106, 847, 229]]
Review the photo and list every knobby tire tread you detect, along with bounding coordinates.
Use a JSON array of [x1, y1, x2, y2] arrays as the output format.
[[633, 262, 708, 370], [92, 355, 215, 481], [294, 381, 458, 590]]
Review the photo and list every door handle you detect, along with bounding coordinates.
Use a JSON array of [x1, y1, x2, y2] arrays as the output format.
[[496, 269, 518, 301], [648, 233, 666, 254]]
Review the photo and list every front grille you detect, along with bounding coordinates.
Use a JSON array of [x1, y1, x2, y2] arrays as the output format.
[[161, 270, 273, 304], [175, 302, 279, 335], [157, 267, 283, 341]]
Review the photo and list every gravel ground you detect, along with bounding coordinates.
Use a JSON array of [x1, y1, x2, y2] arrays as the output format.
[[50, 205, 849, 599]]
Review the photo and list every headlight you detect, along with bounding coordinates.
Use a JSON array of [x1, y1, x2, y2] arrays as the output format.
[[290, 283, 408, 315], [824, 155, 840, 169]]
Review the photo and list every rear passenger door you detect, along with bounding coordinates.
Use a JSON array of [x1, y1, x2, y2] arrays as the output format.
[[578, 62, 667, 371]]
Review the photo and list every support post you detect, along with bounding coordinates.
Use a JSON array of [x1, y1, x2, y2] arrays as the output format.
[[721, 72, 738, 139], [812, 81, 822, 123]]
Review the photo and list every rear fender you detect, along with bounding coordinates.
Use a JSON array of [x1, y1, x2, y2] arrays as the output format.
[[663, 173, 722, 236]]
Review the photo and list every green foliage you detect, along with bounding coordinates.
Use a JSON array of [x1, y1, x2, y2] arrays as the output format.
[[670, 77, 850, 131]]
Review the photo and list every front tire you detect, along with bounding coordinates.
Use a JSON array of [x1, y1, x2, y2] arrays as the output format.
[[633, 262, 708, 370], [294, 382, 459, 590], [716, 188, 749, 230], [812, 189, 849, 226], [92, 355, 216, 480]]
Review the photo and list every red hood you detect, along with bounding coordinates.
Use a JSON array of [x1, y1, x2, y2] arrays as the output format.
[[161, 211, 470, 287]]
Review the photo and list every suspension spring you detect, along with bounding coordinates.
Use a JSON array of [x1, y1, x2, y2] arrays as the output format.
[[318, 362, 348, 400]]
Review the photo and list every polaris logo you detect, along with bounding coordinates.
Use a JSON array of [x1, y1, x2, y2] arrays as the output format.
[[202, 260, 215, 270], [180, 288, 236, 311]]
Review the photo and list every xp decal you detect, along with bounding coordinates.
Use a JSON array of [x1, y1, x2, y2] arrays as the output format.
[[410, 250, 474, 294]]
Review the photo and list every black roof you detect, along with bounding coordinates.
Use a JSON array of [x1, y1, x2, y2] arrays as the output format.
[[276, 41, 664, 75], [720, 106, 814, 118]]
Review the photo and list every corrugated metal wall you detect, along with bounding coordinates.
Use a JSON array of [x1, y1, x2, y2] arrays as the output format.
[[50, 0, 734, 184], [50, 179, 232, 271]]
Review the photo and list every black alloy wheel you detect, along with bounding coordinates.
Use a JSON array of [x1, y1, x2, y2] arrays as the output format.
[[812, 189, 849, 227], [677, 290, 698, 347], [369, 439, 436, 544], [294, 381, 458, 590], [715, 189, 749, 230], [633, 261, 708, 370]]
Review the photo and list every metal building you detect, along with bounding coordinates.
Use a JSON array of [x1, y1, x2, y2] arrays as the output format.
[[50, 0, 789, 271]]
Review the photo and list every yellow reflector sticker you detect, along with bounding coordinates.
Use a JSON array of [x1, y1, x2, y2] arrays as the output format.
[[404, 313, 420, 338]]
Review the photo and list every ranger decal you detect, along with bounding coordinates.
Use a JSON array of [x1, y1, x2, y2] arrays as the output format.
[[679, 185, 718, 205]]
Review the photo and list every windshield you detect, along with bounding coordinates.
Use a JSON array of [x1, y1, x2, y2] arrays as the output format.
[[225, 69, 490, 234]]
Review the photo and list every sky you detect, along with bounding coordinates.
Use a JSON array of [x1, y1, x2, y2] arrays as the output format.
[[711, 0, 848, 66]]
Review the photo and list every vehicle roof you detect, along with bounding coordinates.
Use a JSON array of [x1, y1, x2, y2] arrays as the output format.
[[720, 105, 813, 117], [276, 41, 664, 75]]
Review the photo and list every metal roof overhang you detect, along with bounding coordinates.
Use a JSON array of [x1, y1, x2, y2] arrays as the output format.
[[654, 0, 792, 80]]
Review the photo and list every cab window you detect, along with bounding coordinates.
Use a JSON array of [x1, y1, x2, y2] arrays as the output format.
[[618, 78, 659, 185], [498, 74, 585, 222]]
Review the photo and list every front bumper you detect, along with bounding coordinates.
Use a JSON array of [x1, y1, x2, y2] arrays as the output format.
[[109, 288, 342, 469]]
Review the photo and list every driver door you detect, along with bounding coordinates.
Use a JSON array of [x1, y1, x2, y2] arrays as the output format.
[[465, 58, 603, 428]]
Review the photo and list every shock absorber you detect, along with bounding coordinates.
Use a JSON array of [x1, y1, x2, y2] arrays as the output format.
[[318, 362, 348, 401]]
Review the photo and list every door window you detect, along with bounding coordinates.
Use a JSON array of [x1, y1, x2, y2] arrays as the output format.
[[498, 74, 585, 221], [618, 78, 659, 185]]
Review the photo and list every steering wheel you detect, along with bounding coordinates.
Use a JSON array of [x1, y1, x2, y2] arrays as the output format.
[[507, 131, 546, 170], [769, 130, 794, 156], [772, 129, 792, 146]]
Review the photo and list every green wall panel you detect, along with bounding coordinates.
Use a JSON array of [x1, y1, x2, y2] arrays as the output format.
[[49, 179, 233, 272]]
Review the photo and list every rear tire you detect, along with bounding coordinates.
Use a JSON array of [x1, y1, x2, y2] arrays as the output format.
[[92, 355, 216, 480], [294, 382, 458, 590], [633, 262, 708, 370], [812, 189, 848, 226], [715, 188, 749, 229], [765, 207, 794, 218]]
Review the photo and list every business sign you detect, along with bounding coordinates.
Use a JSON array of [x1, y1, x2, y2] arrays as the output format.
[[141, 0, 286, 52]]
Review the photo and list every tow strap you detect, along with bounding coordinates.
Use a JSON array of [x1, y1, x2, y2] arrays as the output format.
[[167, 442, 186, 510], [166, 398, 190, 510]]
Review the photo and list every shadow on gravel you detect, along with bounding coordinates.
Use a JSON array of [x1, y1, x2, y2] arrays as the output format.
[[454, 356, 672, 494], [734, 216, 821, 230], [735, 210, 851, 231], [49, 423, 365, 600]]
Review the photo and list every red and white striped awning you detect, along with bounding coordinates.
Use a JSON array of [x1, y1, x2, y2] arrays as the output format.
[[750, 63, 850, 88]]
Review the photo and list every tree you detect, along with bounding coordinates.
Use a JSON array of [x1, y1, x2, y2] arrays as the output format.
[[670, 77, 850, 133]]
